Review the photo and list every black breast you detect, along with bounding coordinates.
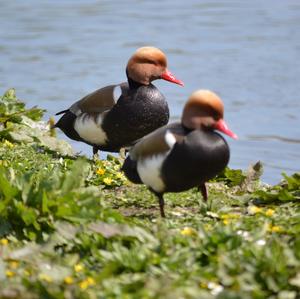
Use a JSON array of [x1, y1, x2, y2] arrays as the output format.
[[101, 84, 169, 151], [161, 130, 230, 192]]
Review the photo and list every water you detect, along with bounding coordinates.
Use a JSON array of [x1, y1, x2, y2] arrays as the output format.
[[1, 0, 299, 184]]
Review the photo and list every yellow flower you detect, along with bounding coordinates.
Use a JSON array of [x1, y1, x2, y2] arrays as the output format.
[[268, 225, 283, 233], [220, 214, 239, 225], [79, 277, 95, 289], [221, 214, 240, 220], [39, 273, 53, 283], [86, 277, 95, 285], [64, 276, 74, 284], [79, 280, 89, 290], [5, 270, 15, 278], [265, 209, 275, 217], [103, 177, 112, 185], [3, 140, 14, 148], [74, 263, 84, 272], [204, 224, 212, 231], [223, 219, 230, 225], [115, 172, 125, 179], [248, 205, 262, 215], [9, 261, 19, 269], [180, 227, 196, 236], [23, 270, 31, 277], [0, 238, 8, 246], [272, 226, 282, 233], [200, 282, 208, 288], [96, 168, 105, 175]]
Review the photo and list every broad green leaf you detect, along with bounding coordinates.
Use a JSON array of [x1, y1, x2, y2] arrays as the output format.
[[42, 190, 49, 213], [60, 159, 90, 193], [0, 168, 19, 200]]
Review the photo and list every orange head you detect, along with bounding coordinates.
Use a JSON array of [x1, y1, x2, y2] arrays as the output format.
[[126, 47, 184, 86], [181, 90, 237, 139]]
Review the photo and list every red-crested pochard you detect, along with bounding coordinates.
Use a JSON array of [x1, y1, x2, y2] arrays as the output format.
[[122, 90, 237, 217], [54, 47, 183, 156]]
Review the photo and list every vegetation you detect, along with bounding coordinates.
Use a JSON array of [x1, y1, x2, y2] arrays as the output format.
[[0, 89, 299, 299]]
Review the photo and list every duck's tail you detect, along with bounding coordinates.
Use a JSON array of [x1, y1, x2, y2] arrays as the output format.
[[55, 109, 69, 116]]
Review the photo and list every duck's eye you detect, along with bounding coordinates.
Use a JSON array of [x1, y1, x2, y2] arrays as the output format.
[[201, 117, 216, 129]]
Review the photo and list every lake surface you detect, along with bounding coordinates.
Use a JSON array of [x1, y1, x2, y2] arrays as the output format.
[[1, 0, 299, 184]]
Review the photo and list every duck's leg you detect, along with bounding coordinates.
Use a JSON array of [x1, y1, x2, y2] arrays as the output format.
[[198, 183, 208, 202], [119, 148, 127, 160], [152, 191, 166, 218], [93, 146, 99, 160], [158, 193, 166, 218]]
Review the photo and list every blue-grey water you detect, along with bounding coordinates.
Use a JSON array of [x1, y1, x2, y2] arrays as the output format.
[[1, 0, 299, 184]]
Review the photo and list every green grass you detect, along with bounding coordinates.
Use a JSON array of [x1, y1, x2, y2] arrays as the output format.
[[0, 89, 299, 299]]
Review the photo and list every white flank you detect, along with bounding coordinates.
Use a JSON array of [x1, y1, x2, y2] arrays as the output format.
[[113, 85, 122, 102], [137, 153, 168, 193], [164, 130, 177, 148], [74, 113, 107, 145]]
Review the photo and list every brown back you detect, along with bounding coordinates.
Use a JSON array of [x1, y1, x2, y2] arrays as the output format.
[[131, 123, 185, 160], [70, 84, 119, 115]]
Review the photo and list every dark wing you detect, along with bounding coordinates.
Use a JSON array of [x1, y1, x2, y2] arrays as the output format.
[[130, 122, 186, 160], [73, 85, 117, 114], [57, 83, 128, 116]]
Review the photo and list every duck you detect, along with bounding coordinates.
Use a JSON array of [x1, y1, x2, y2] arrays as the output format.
[[122, 90, 238, 217], [54, 46, 183, 156]]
